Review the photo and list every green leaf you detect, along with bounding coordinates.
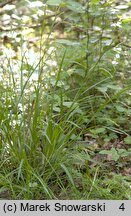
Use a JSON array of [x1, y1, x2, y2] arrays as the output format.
[[115, 105, 125, 112], [63, 101, 73, 108], [124, 136, 131, 145], [110, 148, 119, 161], [67, 1, 84, 13], [78, 152, 91, 160], [121, 18, 131, 23], [73, 69, 85, 77], [91, 0, 100, 5], [97, 86, 108, 93], [46, 0, 63, 6], [53, 106, 60, 113], [99, 148, 119, 161], [99, 150, 110, 154], [61, 164, 75, 187], [90, 127, 106, 134], [117, 149, 131, 157], [29, 182, 38, 188]]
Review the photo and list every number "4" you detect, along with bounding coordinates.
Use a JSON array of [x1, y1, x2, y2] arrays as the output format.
[[119, 203, 125, 211]]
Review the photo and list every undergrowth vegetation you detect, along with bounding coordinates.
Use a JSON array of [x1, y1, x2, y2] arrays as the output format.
[[0, 0, 131, 199]]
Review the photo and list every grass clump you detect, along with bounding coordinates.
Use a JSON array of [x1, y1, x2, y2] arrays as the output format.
[[0, 0, 131, 200]]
